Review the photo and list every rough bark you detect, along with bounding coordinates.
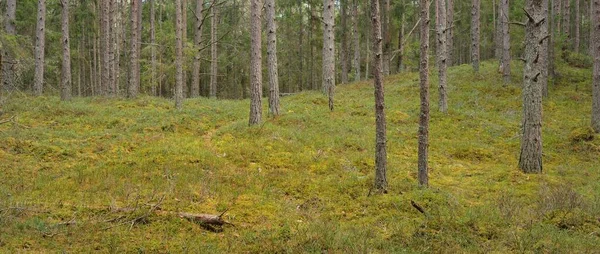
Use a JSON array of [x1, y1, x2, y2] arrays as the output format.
[[447, 0, 454, 67], [210, 0, 218, 99], [436, 0, 448, 113], [501, 0, 511, 85], [352, 0, 361, 82], [191, 0, 203, 98], [2, 0, 16, 92], [519, 0, 547, 174], [128, 0, 140, 98], [175, 0, 184, 109], [548, 0, 555, 92], [151, 0, 158, 96], [61, 0, 71, 101], [563, 0, 571, 40], [266, 0, 280, 116], [418, 0, 430, 187], [371, 0, 388, 192], [574, 0, 580, 52], [249, 0, 263, 125], [33, 0, 46, 96], [340, 0, 349, 84], [593, 0, 600, 132], [382, 0, 391, 76], [472, 0, 480, 72], [323, 0, 335, 111]]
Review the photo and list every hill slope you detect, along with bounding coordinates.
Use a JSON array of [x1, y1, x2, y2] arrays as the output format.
[[1, 61, 599, 252]]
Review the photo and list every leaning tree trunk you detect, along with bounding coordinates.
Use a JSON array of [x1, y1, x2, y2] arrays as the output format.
[[352, 0, 361, 82], [33, 0, 46, 96], [2, 0, 16, 93], [371, 0, 388, 192], [323, 0, 336, 111], [472, 0, 480, 72], [519, 0, 547, 174], [592, 0, 600, 132], [191, 0, 203, 98], [175, 0, 184, 109], [418, 0, 430, 187], [436, 0, 448, 113], [128, 0, 140, 98], [210, 0, 218, 99], [60, 0, 71, 101], [266, 0, 280, 116], [249, 0, 263, 125], [501, 0, 511, 85]]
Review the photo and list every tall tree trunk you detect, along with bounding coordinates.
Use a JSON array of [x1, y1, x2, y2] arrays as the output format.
[[266, 0, 280, 116], [397, 18, 404, 72], [340, 0, 348, 84], [548, 0, 555, 89], [574, 0, 580, 51], [33, 0, 46, 96], [592, 0, 600, 132], [495, 0, 501, 59], [382, 0, 390, 76], [563, 0, 570, 41], [108, 0, 116, 95], [129, 0, 140, 98], [249, 0, 262, 125], [447, 0, 454, 67], [352, 0, 361, 82], [61, 0, 71, 101], [151, 0, 157, 96], [182, 0, 188, 97], [371, 0, 388, 192], [191, 0, 202, 98], [519, 0, 547, 174], [101, 0, 110, 95], [472, 0, 480, 72], [436, 0, 448, 113], [175, 0, 184, 109], [2, 0, 16, 92], [323, 0, 335, 111], [210, 0, 218, 99], [501, 0, 511, 85], [556, 0, 562, 34], [418, 0, 430, 187]]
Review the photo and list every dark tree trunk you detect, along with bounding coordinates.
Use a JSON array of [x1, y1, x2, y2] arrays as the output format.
[[418, 0, 430, 187]]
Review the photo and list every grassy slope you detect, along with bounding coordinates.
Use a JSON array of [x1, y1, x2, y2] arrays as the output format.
[[1, 61, 599, 253]]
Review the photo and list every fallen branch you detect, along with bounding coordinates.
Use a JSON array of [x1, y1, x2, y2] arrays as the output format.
[[411, 200, 427, 215], [0, 116, 15, 125]]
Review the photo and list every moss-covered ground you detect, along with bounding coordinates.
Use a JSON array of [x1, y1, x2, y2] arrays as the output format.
[[1, 61, 599, 252]]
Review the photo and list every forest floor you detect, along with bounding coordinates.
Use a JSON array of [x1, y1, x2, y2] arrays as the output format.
[[1, 60, 599, 253]]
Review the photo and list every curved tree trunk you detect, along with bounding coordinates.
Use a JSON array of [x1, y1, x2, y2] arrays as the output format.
[[191, 0, 203, 98], [266, 0, 280, 116], [34, 0, 46, 96], [418, 0, 430, 187], [471, 0, 480, 72], [249, 0, 262, 125], [371, 0, 388, 192], [61, 0, 71, 101], [323, 0, 335, 111], [175, 0, 184, 109]]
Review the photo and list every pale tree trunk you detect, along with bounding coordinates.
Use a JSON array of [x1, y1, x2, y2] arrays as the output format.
[[556, 0, 562, 34], [101, 0, 110, 95], [151, 0, 157, 96], [61, 0, 71, 101], [33, 0, 46, 96], [418, 0, 430, 187], [175, 0, 184, 109], [501, 0, 511, 85], [266, 0, 280, 116], [340, 0, 348, 84], [352, 0, 361, 82], [519, 0, 547, 174], [563, 0, 570, 40], [548, 0, 555, 89], [182, 0, 188, 97], [191, 0, 202, 98], [543, 0, 550, 97], [2, 0, 16, 92], [471, 0, 480, 72], [249, 0, 262, 125], [574, 0, 580, 52], [371, 0, 388, 192], [382, 0, 391, 76], [108, 0, 116, 95], [495, 0, 501, 59], [323, 0, 335, 111], [447, 0, 454, 67], [436, 0, 448, 113], [592, 0, 600, 132], [397, 17, 403, 72], [129, 0, 140, 98], [210, 0, 218, 99], [114, 0, 122, 95]]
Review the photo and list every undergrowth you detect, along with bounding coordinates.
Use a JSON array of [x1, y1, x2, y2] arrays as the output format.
[[0, 60, 599, 252]]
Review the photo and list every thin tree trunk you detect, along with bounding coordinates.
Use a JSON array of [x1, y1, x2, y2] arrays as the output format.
[[397, 18, 404, 72], [592, 0, 600, 132], [418, 0, 430, 187], [519, 0, 547, 173], [472, 0, 480, 72], [371, 0, 388, 192], [447, 0, 454, 67], [382, 0, 390, 76], [61, 0, 72, 101], [175, 0, 184, 109], [352, 0, 361, 81], [129, 0, 140, 98], [249, 0, 262, 125], [2, 0, 16, 92], [323, 0, 336, 111], [340, 0, 349, 84], [191, 0, 202, 98], [501, 0, 511, 85], [549, 0, 555, 89], [183, 0, 188, 97], [210, 0, 218, 99], [563, 0, 571, 41], [575, 0, 580, 51], [101, 0, 110, 95], [436, 0, 448, 113], [33, 0, 46, 96], [266, 0, 280, 116], [108, 0, 116, 95], [151, 0, 157, 96]]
